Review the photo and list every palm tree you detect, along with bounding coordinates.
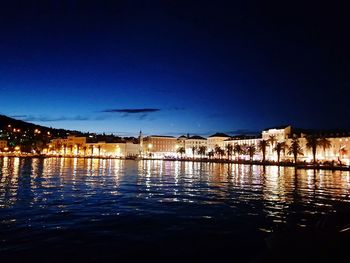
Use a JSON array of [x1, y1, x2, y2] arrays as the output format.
[[319, 137, 331, 158], [258, 140, 268, 162], [288, 138, 303, 164], [76, 143, 81, 155], [247, 145, 256, 161], [274, 142, 286, 163], [208, 150, 215, 159], [191, 146, 197, 158], [268, 135, 277, 149], [197, 145, 207, 158], [219, 148, 226, 159], [97, 145, 102, 157], [225, 144, 233, 160], [56, 142, 62, 155], [305, 135, 319, 163], [89, 145, 94, 156], [214, 145, 222, 159], [177, 146, 185, 158], [63, 144, 67, 155], [241, 143, 248, 156], [83, 146, 87, 156], [69, 145, 73, 155], [233, 144, 242, 160]]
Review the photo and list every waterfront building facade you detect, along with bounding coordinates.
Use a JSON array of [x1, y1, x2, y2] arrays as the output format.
[[287, 135, 350, 164], [142, 135, 178, 157], [184, 135, 207, 157], [224, 135, 262, 160], [41, 127, 350, 165], [177, 135, 188, 148], [207, 133, 230, 152], [50, 135, 87, 154], [48, 136, 140, 157]]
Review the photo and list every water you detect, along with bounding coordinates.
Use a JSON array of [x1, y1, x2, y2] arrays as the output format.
[[0, 157, 350, 262]]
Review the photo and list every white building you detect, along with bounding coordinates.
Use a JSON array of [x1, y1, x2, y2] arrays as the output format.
[[184, 135, 207, 156], [207, 133, 230, 152]]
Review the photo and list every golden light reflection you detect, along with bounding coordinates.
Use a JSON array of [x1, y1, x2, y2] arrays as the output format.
[[0, 158, 349, 223]]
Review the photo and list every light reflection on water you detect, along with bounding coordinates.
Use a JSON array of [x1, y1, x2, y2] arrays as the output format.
[[0, 157, 350, 259]]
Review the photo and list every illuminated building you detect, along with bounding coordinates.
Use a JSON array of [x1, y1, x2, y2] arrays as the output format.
[[207, 133, 230, 151], [177, 135, 188, 148], [43, 127, 350, 164], [48, 135, 140, 157], [85, 142, 140, 157], [184, 135, 207, 156], [142, 135, 178, 157], [262, 125, 292, 141]]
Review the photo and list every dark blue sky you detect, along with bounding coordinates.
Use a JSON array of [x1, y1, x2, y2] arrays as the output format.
[[0, 0, 349, 136]]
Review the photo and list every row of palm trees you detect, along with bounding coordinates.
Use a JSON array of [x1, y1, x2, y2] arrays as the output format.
[[176, 135, 334, 164]]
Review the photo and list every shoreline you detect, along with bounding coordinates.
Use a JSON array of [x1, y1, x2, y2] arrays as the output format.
[[144, 157, 350, 171], [1, 154, 349, 171]]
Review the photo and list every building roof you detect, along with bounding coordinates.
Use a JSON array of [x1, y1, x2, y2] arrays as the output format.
[[208, 132, 230, 138], [149, 135, 176, 138], [225, 135, 261, 141], [177, 135, 188, 139], [189, 135, 206, 140], [263, 125, 291, 131]]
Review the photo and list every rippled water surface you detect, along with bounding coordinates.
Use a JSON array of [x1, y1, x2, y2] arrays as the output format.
[[1, 157, 350, 262]]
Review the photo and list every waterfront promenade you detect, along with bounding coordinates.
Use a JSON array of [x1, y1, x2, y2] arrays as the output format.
[[1, 153, 349, 171]]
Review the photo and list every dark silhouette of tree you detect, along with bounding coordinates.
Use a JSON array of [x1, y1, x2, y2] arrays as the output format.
[[177, 146, 185, 158], [319, 137, 332, 157], [83, 146, 87, 156], [63, 144, 67, 155], [274, 142, 286, 163], [233, 144, 242, 160], [225, 144, 233, 160], [268, 135, 277, 149], [76, 143, 81, 155], [56, 142, 62, 154], [191, 146, 197, 158], [247, 145, 256, 161], [305, 135, 320, 163], [214, 145, 222, 159], [288, 138, 303, 164], [97, 145, 102, 157], [89, 145, 94, 156], [197, 145, 207, 158], [219, 148, 226, 159], [69, 145, 73, 155], [208, 150, 215, 159], [258, 140, 268, 162]]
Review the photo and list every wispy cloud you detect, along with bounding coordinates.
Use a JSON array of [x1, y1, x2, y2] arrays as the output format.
[[101, 108, 161, 114], [17, 115, 91, 122], [101, 108, 161, 120]]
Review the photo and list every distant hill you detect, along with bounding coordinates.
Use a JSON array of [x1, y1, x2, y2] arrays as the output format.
[[0, 114, 80, 137], [0, 114, 138, 145]]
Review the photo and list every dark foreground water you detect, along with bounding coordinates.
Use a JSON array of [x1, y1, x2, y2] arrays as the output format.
[[0, 157, 350, 262]]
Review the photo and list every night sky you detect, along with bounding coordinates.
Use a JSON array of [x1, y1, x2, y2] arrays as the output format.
[[0, 0, 349, 136]]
